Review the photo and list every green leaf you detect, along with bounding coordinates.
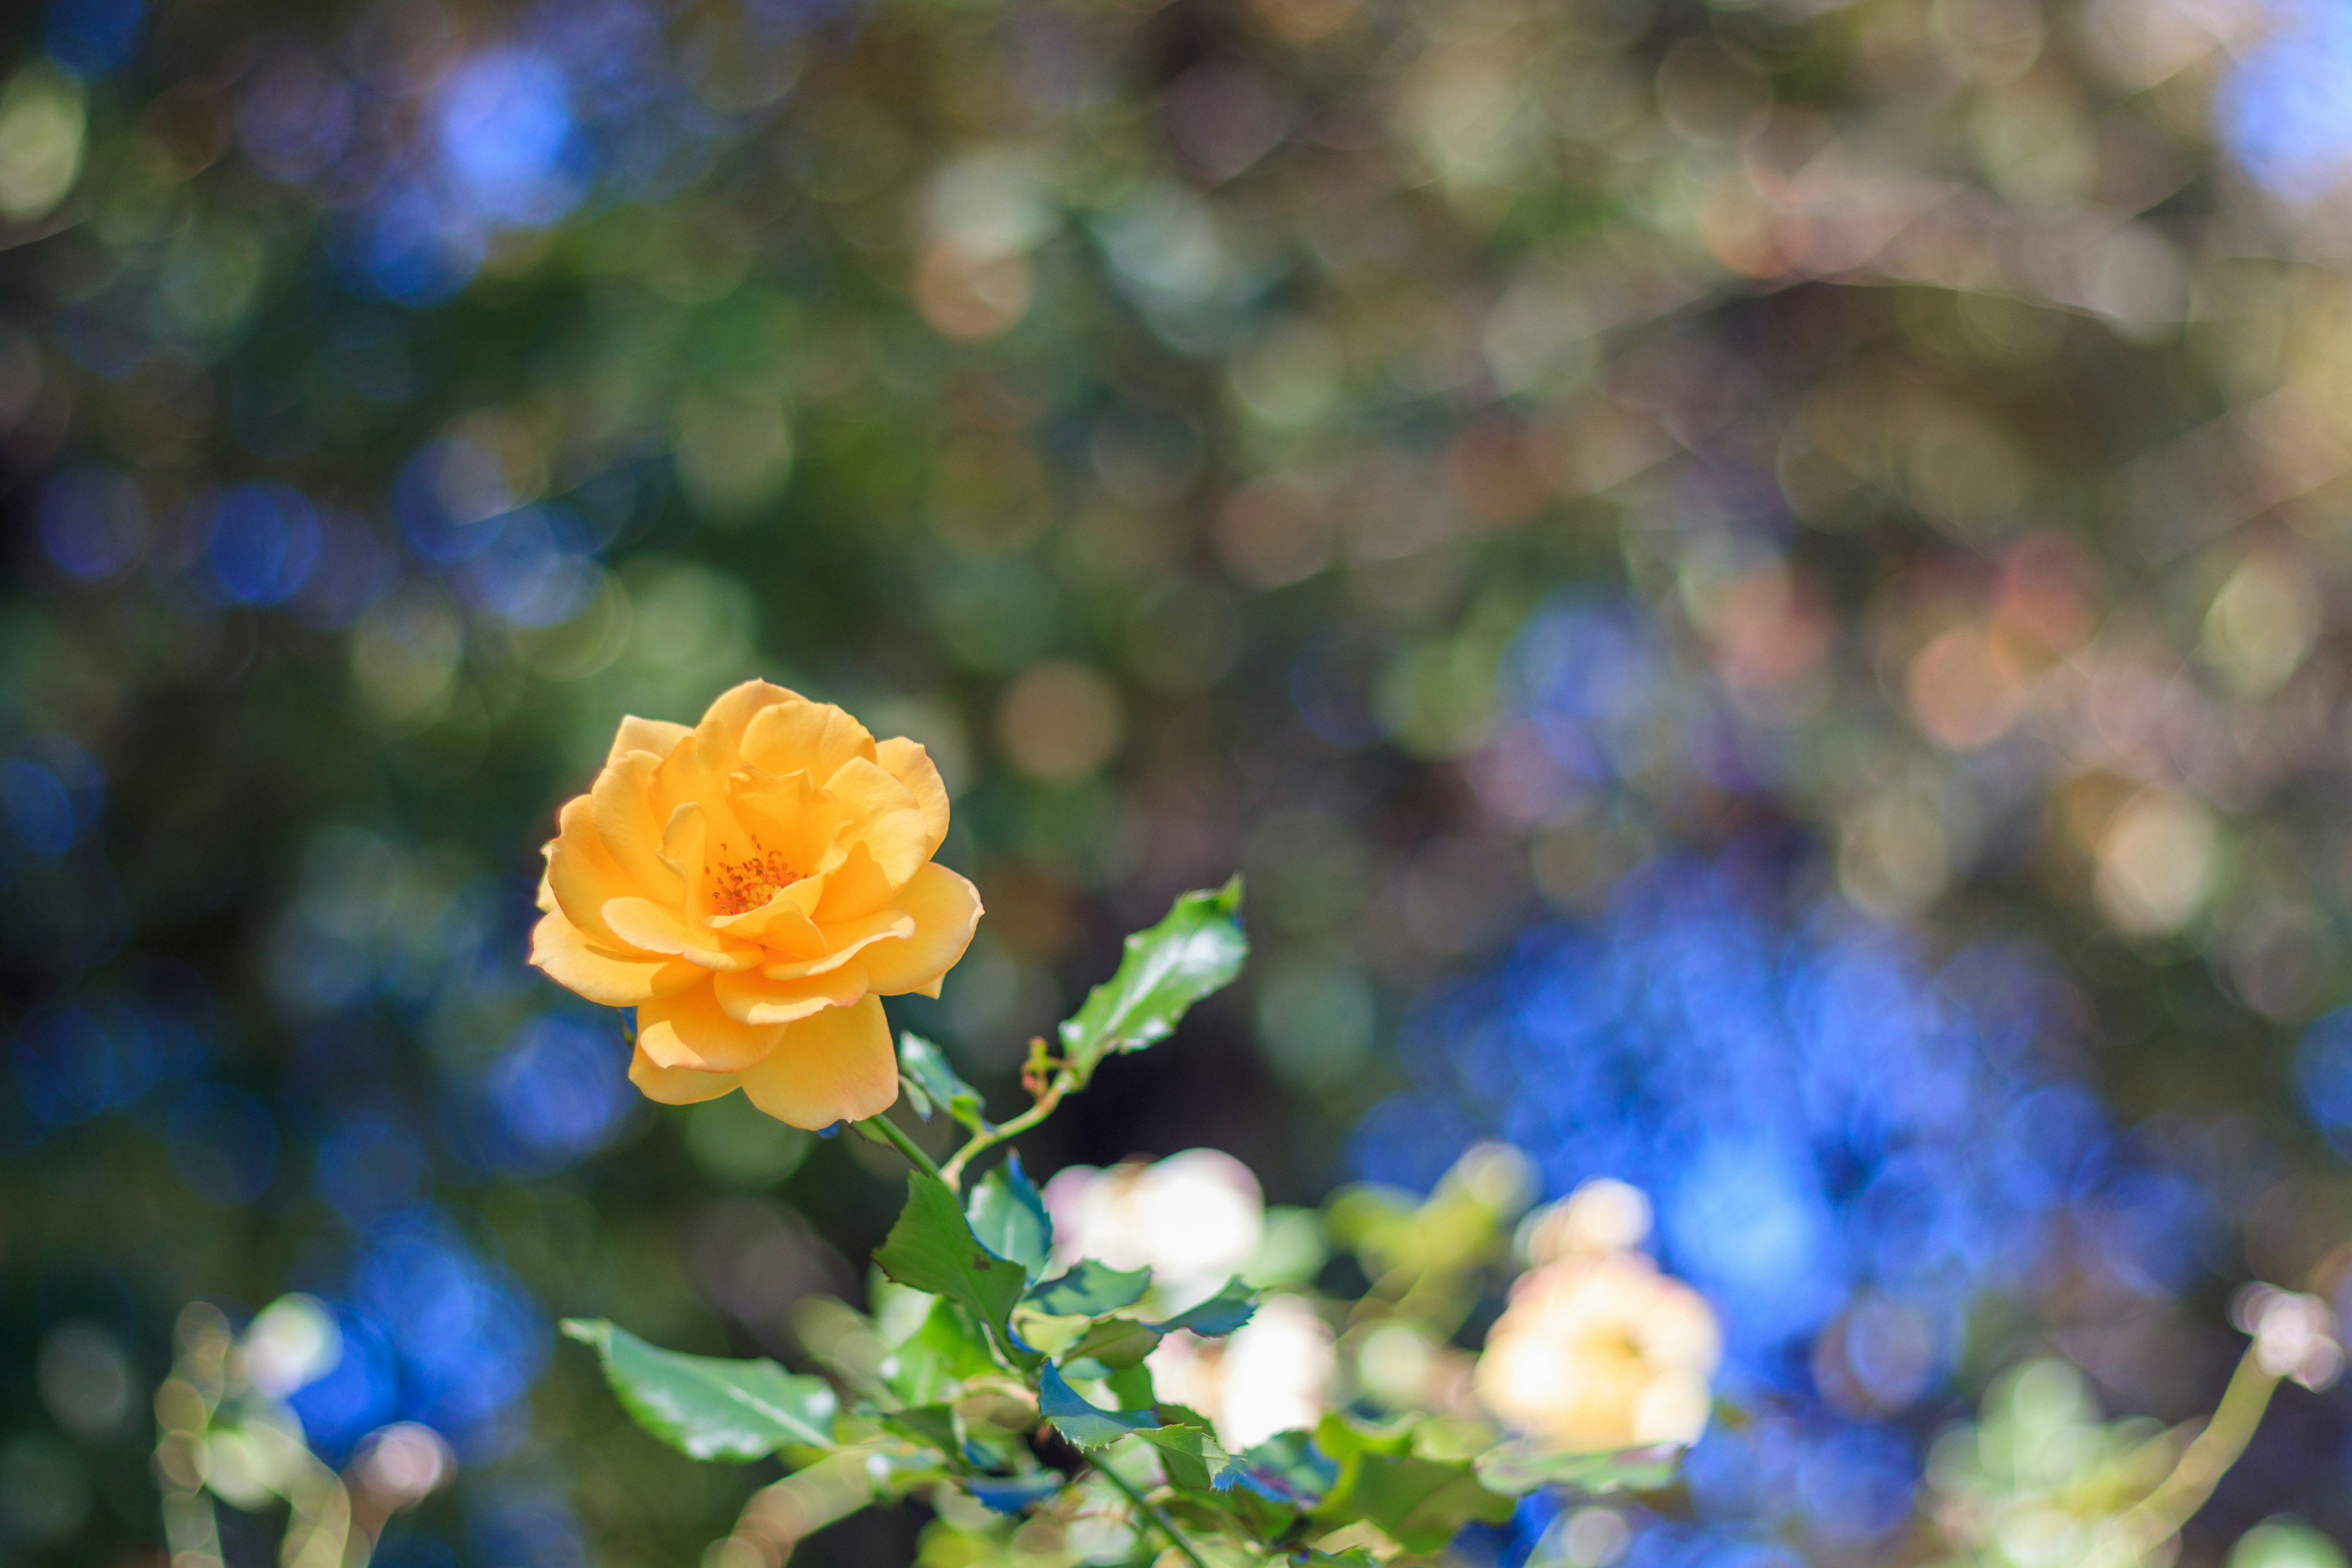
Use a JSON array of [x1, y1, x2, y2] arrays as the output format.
[[1058, 877, 1246, 1087], [1037, 1362, 1159, 1450], [966, 1154, 1052, 1282], [1063, 1317, 1162, 1370], [874, 1172, 1028, 1352], [963, 1471, 1064, 1515], [1472, 1441, 1683, 1497], [1235, 1431, 1337, 1506], [900, 1032, 990, 1133], [560, 1319, 836, 1462], [882, 1404, 961, 1460], [1146, 1277, 1257, 1337], [1026, 1259, 1153, 1316], [1324, 1453, 1515, 1555], [1134, 1423, 1237, 1492], [1295, 1553, 1379, 1567]]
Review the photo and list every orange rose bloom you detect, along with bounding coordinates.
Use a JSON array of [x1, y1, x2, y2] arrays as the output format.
[[529, 681, 982, 1128]]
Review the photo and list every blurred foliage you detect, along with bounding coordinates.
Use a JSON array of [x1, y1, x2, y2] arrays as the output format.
[[10, 0, 2352, 1559]]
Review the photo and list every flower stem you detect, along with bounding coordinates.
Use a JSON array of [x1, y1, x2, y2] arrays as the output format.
[[939, 1080, 1068, 1190], [1095, 1455, 1212, 1568], [857, 1113, 945, 1185], [2119, 1341, 2282, 1553]]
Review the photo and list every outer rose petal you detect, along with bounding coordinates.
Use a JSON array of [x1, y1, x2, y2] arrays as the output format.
[[609, 716, 691, 765], [824, 756, 930, 888], [638, 980, 787, 1072], [531, 910, 704, 1005], [712, 963, 870, 1025], [859, 864, 984, 998], [592, 751, 685, 903], [740, 994, 896, 1129], [546, 796, 641, 947], [759, 906, 913, 979], [875, 737, 951, 859], [741, 695, 878, 783], [629, 1047, 742, 1105]]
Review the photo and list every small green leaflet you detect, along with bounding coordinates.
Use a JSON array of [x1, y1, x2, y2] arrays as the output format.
[[1036, 1362, 1160, 1450], [1134, 1423, 1237, 1492], [1027, 1259, 1153, 1316], [1330, 1453, 1515, 1554], [899, 1032, 989, 1133], [1295, 1553, 1379, 1567], [965, 1470, 1063, 1515], [965, 1155, 1052, 1282], [1473, 1441, 1683, 1497], [560, 1319, 835, 1462], [1235, 1430, 1337, 1506], [1061, 1316, 1161, 1370], [1059, 878, 1246, 1088], [874, 1172, 1027, 1351], [881, 1404, 960, 1461], [1146, 1276, 1257, 1337]]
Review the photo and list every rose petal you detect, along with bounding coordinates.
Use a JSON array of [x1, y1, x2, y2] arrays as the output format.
[[546, 796, 643, 948], [530, 910, 705, 1005], [741, 695, 878, 783], [875, 737, 951, 859], [813, 841, 899, 924], [712, 962, 870, 1025], [604, 895, 760, 971], [638, 980, 787, 1072], [629, 1046, 742, 1105], [739, 994, 897, 1129], [592, 750, 685, 903], [698, 680, 799, 764], [608, 716, 691, 766], [760, 905, 914, 979], [859, 864, 984, 999]]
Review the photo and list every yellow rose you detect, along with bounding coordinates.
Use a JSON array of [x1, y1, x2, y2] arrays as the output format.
[[1474, 1251, 1721, 1452], [529, 680, 982, 1129]]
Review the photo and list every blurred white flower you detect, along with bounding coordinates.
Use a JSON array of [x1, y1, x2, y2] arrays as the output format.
[[1476, 1249, 1721, 1452], [2231, 1284, 2344, 1392], [1518, 1176, 1654, 1264], [352, 1422, 456, 1507], [1043, 1148, 1264, 1295], [242, 1294, 341, 1400], [1150, 1294, 1335, 1450]]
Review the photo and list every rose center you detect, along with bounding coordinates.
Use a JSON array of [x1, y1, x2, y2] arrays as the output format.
[[710, 846, 798, 916]]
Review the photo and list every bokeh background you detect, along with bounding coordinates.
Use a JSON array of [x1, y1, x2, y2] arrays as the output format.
[[7, 0, 2352, 1560]]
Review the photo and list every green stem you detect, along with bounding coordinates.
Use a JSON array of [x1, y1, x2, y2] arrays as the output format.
[[939, 1077, 1069, 1190], [858, 1113, 945, 1185], [1095, 1453, 1212, 1568], [2119, 1341, 2281, 1553]]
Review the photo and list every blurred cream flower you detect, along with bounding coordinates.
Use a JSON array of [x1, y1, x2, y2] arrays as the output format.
[[2231, 1284, 2344, 1391], [1149, 1295, 1335, 1450], [1477, 1187, 1720, 1452], [1041, 1148, 1264, 1294]]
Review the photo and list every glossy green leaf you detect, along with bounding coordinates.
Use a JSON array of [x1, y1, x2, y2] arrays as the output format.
[[1134, 1423, 1237, 1491], [874, 1172, 1027, 1351], [560, 1319, 835, 1462], [900, 1032, 989, 1133], [1027, 1259, 1153, 1316], [966, 1154, 1052, 1282], [1146, 1276, 1257, 1337], [1058, 877, 1246, 1087], [1037, 1361, 1159, 1450], [1473, 1441, 1683, 1497]]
